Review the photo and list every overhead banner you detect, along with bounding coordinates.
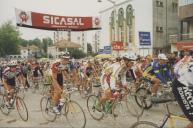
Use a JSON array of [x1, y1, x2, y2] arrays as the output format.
[[15, 9, 101, 31]]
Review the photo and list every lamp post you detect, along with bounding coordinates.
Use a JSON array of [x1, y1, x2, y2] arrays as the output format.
[[98, 0, 116, 57], [98, 0, 116, 41]]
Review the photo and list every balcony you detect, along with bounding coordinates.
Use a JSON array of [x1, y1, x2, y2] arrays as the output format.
[[169, 33, 193, 44], [179, 0, 193, 6], [179, 3, 193, 20]]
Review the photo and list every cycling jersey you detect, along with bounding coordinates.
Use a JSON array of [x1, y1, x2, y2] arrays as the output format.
[[143, 61, 172, 83], [51, 63, 64, 87], [3, 67, 17, 86], [85, 67, 94, 77], [174, 57, 193, 87]]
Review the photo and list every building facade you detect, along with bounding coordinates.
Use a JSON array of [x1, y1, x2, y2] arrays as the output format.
[[92, 31, 101, 53], [169, 0, 193, 52], [99, 0, 179, 57], [53, 31, 88, 53]]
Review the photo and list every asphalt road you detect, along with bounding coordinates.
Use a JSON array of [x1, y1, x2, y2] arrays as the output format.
[[0, 86, 189, 128]]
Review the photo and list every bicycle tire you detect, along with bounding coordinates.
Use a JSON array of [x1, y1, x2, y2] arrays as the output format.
[[65, 100, 86, 128], [41, 84, 51, 96], [40, 96, 56, 122], [135, 87, 152, 109], [16, 96, 29, 121], [126, 93, 144, 117], [87, 95, 104, 120], [0, 95, 10, 115], [18, 88, 25, 99], [130, 121, 159, 128]]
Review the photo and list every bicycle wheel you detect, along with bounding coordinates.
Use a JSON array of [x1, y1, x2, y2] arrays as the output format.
[[65, 100, 86, 128], [135, 87, 152, 109], [87, 82, 93, 95], [112, 101, 127, 119], [18, 87, 25, 99], [126, 93, 144, 117], [40, 96, 56, 122], [41, 84, 51, 96], [87, 95, 104, 120], [130, 121, 159, 128], [0, 95, 10, 115], [16, 96, 28, 121]]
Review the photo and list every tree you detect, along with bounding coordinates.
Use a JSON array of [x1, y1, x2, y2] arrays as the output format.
[[0, 21, 20, 57], [69, 49, 86, 59], [42, 37, 53, 53]]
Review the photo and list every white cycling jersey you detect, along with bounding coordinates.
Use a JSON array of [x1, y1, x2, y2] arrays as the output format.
[[174, 56, 193, 87]]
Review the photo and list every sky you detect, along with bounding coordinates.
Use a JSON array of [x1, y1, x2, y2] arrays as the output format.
[[0, 0, 115, 40]]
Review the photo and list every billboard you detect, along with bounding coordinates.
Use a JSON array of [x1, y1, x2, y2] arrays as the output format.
[[103, 46, 111, 54], [112, 41, 124, 51], [15, 9, 101, 31], [139, 32, 151, 46], [98, 49, 104, 54]]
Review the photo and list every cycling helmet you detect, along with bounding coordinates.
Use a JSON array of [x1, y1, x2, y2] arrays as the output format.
[[122, 53, 136, 61], [158, 53, 168, 60], [8, 60, 17, 67], [61, 51, 70, 59]]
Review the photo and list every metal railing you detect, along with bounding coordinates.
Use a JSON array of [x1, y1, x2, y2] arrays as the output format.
[[179, 0, 193, 6], [169, 33, 193, 43]]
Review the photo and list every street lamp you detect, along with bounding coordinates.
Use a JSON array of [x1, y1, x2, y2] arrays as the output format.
[[98, 0, 116, 42]]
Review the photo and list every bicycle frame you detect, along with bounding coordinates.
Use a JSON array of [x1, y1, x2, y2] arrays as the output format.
[[158, 104, 188, 128]]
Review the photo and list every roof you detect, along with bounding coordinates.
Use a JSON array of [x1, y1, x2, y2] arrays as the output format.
[[53, 39, 81, 48]]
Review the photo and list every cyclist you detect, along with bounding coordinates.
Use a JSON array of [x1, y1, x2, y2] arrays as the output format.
[[32, 61, 42, 88], [84, 60, 96, 95], [97, 54, 133, 111], [2, 60, 18, 108], [51, 52, 70, 114], [172, 51, 193, 128], [143, 54, 173, 102]]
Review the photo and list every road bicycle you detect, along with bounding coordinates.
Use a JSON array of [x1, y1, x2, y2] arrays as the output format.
[[0, 86, 29, 121], [40, 88, 86, 128], [130, 100, 189, 128], [87, 86, 144, 121], [134, 78, 174, 109]]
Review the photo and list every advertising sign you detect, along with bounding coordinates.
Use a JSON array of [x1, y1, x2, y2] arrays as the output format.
[[15, 8, 101, 31], [112, 41, 124, 51], [139, 32, 151, 46], [103, 46, 111, 54], [98, 49, 104, 54]]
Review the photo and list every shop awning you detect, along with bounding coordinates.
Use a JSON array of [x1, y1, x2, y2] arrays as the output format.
[[176, 41, 193, 50]]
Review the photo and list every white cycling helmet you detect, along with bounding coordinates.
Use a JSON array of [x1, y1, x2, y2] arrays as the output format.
[[122, 53, 136, 61], [8, 60, 17, 67], [61, 51, 70, 59], [158, 53, 168, 60]]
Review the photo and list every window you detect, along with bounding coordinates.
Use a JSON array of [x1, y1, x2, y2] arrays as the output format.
[[156, 1, 164, 7], [156, 26, 164, 32], [172, 2, 178, 12]]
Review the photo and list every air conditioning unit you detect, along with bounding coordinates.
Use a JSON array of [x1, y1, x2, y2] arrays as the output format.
[[156, 1, 163, 7], [156, 26, 163, 32]]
